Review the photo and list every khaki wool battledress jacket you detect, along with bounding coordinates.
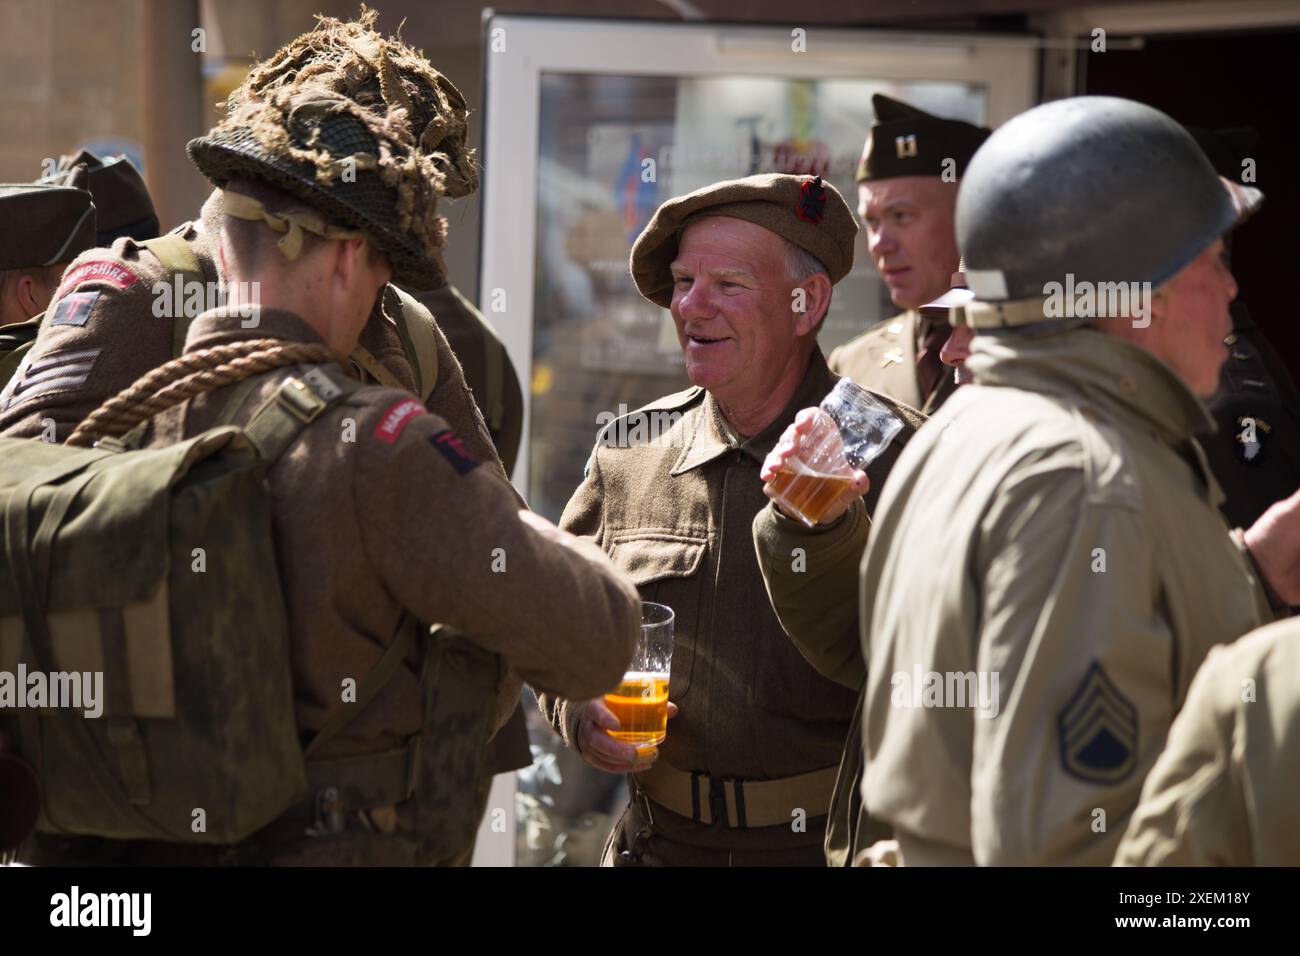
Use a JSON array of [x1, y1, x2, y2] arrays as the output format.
[[0, 222, 538, 770], [538, 349, 923, 862], [143, 306, 638, 755], [858, 326, 1271, 865], [753, 497, 876, 866]]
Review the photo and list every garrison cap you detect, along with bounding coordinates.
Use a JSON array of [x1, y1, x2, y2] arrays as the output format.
[[0, 183, 96, 271], [40, 150, 159, 245], [630, 173, 856, 308], [856, 94, 991, 182]]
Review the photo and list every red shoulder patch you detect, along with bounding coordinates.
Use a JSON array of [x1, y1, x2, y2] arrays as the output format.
[[373, 398, 427, 444], [55, 260, 141, 300]]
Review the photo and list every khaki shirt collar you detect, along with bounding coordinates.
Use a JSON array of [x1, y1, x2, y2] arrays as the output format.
[[184, 305, 328, 354], [965, 325, 1214, 442], [671, 348, 835, 475]]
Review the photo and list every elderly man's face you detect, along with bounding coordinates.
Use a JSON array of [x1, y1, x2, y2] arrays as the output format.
[[669, 216, 810, 402], [859, 177, 958, 311]]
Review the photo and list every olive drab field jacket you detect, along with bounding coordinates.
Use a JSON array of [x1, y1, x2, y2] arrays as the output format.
[[859, 326, 1271, 865]]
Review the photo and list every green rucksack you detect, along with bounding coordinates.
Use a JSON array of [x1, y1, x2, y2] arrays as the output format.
[[0, 365, 428, 845]]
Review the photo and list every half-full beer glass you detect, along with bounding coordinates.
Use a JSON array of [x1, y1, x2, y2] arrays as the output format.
[[765, 377, 904, 526], [603, 602, 674, 748]]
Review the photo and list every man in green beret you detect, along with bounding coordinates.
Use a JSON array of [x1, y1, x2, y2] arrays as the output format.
[[828, 94, 989, 415], [537, 173, 924, 865], [0, 183, 96, 330]]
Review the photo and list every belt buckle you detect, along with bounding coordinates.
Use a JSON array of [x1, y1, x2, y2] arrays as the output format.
[[708, 776, 727, 827]]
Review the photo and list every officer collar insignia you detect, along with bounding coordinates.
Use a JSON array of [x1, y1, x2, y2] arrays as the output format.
[[796, 176, 827, 224], [1058, 662, 1138, 784]]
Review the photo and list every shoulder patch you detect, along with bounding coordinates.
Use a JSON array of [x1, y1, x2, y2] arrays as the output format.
[[373, 397, 426, 444], [1234, 414, 1270, 466], [429, 429, 480, 475], [48, 291, 100, 328], [55, 260, 140, 299], [1058, 662, 1138, 785]]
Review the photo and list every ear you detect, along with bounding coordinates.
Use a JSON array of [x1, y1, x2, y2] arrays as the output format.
[[216, 228, 231, 277], [15, 274, 46, 319], [792, 272, 833, 337], [331, 236, 366, 289], [1147, 283, 1169, 325]]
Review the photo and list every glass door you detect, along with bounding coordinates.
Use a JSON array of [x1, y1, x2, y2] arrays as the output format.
[[477, 15, 1037, 866]]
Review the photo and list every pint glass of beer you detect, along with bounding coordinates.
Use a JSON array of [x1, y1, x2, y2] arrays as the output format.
[[765, 377, 904, 527], [603, 602, 674, 748]]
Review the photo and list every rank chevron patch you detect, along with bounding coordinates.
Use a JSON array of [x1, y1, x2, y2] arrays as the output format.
[[1057, 661, 1138, 784]]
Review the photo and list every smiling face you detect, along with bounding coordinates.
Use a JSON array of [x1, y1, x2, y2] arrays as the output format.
[[669, 215, 821, 416], [859, 176, 959, 311]]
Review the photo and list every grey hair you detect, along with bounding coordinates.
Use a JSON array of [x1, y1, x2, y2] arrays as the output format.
[[677, 212, 829, 283], [785, 241, 828, 282]]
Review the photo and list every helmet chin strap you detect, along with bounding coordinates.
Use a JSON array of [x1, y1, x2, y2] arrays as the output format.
[[221, 188, 364, 261]]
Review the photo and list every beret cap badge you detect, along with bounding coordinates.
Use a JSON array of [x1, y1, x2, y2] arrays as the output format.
[[795, 175, 827, 225]]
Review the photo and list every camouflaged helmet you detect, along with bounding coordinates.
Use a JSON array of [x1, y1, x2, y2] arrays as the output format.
[[956, 96, 1261, 303], [227, 8, 477, 202], [188, 88, 448, 289], [189, 9, 477, 289]]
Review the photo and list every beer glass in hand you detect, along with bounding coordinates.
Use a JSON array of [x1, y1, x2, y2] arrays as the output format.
[[603, 602, 674, 751], [763, 377, 902, 527]]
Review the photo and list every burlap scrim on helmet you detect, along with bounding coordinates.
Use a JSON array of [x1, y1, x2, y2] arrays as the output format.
[[230, 6, 477, 197]]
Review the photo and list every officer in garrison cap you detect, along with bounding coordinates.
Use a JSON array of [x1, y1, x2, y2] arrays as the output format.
[[40, 150, 160, 247], [21, 42, 641, 867], [855, 96, 1300, 866], [536, 173, 924, 866], [0, 183, 96, 382], [827, 94, 989, 415], [2, 10, 533, 860], [1115, 614, 1300, 865], [1185, 127, 1300, 542]]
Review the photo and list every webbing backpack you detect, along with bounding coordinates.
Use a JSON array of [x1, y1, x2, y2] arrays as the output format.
[[0, 365, 401, 844], [0, 359, 502, 863]]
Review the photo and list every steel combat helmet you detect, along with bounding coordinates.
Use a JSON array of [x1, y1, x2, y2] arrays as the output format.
[[956, 96, 1260, 309], [189, 8, 477, 289]]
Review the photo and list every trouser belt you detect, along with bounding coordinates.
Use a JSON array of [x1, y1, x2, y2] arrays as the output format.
[[633, 761, 838, 828]]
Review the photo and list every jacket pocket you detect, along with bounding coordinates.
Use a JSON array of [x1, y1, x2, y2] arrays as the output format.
[[606, 532, 707, 700]]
